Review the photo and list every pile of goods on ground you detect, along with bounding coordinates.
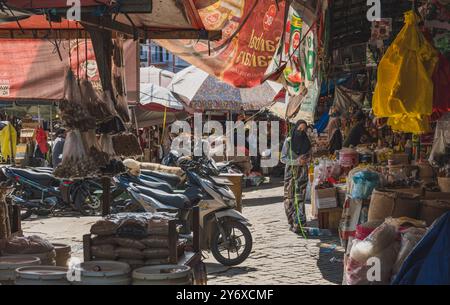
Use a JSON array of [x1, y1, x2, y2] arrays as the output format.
[[344, 217, 428, 285], [89, 213, 184, 269], [0, 235, 56, 265]]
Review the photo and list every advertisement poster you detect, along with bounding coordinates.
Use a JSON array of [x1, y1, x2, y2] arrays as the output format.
[[267, 5, 318, 96], [156, 0, 286, 88]]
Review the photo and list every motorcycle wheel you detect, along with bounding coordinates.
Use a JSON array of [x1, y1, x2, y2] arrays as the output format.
[[210, 219, 253, 266], [73, 187, 101, 216], [20, 208, 33, 220], [80, 193, 101, 216]]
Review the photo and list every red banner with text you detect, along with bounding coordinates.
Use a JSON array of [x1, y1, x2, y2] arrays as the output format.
[[157, 0, 286, 88]]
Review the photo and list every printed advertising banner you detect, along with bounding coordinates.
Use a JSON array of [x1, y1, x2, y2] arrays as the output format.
[[156, 0, 286, 88], [0, 39, 138, 102], [265, 3, 321, 124]]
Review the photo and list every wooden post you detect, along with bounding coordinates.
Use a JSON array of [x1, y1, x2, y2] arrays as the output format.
[[11, 205, 21, 235], [101, 177, 111, 216], [83, 234, 92, 262], [168, 219, 178, 264], [192, 206, 200, 253]]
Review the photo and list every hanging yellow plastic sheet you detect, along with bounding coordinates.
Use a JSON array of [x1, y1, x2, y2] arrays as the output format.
[[387, 115, 431, 134], [372, 11, 439, 133], [0, 122, 17, 161]]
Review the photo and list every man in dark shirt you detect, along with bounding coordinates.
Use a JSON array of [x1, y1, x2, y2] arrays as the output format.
[[343, 111, 369, 147]]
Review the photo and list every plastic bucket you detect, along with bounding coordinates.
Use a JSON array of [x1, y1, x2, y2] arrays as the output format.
[[132, 265, 192, 285], [73, 261, 131, 285], [15, 266, 70, 285], [52, 243, 71, 267], [0, 256, 41, 285]]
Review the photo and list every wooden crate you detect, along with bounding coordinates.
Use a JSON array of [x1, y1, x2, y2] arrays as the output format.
[[318, 208, 343, 232]]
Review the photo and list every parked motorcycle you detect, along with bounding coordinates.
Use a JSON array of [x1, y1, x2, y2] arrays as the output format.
[[125, 156, 253, 266], [1, 166, 102, 219]]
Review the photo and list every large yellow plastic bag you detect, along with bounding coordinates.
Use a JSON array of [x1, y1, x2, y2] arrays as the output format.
[[387, 115, 431, 134], [373, 11, 438, 118]]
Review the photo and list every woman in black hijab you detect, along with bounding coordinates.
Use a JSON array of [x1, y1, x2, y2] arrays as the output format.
[[280, 120, 312, 233]]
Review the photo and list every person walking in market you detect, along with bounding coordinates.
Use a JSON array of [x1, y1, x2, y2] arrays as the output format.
[[281, 119, 312, 233]]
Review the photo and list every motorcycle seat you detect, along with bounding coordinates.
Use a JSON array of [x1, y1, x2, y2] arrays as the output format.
[[125, 174, 173, 193], [11, 168, 57, 187], [31, 167, 54, 173], [127, 190, 178, 213], [182, 186, 204, 203], [129, 183, 190, 209], [140, 170, 181, 187]]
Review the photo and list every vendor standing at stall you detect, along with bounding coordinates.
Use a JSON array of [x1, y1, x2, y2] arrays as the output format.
[[343, 111, 369, 148], [325, 109, 343, 154], [281, 120, 312, 233]]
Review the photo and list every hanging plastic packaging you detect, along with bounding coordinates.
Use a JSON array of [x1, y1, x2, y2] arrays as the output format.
[[61, 70, 96, 131], [54, 130, 100, 178], [372, 11, 439, 134]]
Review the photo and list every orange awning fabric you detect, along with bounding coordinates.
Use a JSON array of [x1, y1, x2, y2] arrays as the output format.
[[2, 0, 207, 31], [0, 15, 81, 30]]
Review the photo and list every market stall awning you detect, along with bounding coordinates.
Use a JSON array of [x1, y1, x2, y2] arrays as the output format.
[[0, 1, 222, 40], [139, 83, 185, 112], [168, 65, 284, 111], [140, 66, 175, 88], [134, 106, 188, 128]]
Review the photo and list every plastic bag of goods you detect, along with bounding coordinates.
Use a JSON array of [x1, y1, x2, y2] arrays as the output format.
[[346, 219, 400, 285], [352, 171, 380, 200], [392, 227, 427, 276], [61, 70, 96, 131], [54, 130, 100, 178], [4, 235, 54, 255]]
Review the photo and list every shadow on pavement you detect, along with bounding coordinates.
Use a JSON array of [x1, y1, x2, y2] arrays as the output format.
[[315, 236, 344, 285], [206, 262, 259, 277], [243, 196, 284, 207]]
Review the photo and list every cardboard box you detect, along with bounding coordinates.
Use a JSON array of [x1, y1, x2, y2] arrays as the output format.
[[315, 187, 338, 209], [318, 207, 343, 231]]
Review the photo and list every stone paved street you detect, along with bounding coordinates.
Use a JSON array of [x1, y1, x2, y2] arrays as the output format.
[[21, 178, 344, 285], [206, 178, 344, 285]]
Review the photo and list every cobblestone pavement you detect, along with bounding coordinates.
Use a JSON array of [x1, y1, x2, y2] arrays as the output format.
[[21, 178, 344, 285], [206, 178, 344, 285]]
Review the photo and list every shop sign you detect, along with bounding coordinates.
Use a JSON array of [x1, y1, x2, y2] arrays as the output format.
[[156, 0, 285, 88], [0, 80, 10, 97]]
